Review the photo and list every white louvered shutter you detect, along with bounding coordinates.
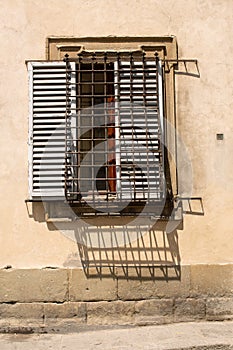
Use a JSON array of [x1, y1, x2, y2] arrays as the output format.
[[115, 59, 165, 201], [28, 61, 75, 199]]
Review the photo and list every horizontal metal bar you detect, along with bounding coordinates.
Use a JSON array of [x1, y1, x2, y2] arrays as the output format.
[[162, 59, 198, 63], [174, 196, 202, 201], [25, 199, 66, 203]]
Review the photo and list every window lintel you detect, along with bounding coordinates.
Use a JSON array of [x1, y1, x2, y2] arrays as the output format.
[[46, 36, 177, 61]]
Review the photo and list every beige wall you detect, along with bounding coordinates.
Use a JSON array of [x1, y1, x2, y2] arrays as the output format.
[[0, 0, 232, 268]]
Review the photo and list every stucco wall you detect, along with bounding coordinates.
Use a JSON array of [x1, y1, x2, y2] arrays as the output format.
[[0, 0, 232, 268]]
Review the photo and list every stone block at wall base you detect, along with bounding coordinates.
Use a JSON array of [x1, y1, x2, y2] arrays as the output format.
[[117, 266, 191, 300], [69, 268, 117, 301], [86, 301, 135, 325], [0, 269, 68, 303], [174, 298, 206, 322], [206, 298, 233, 321], [1, 265, 233, 303], [134, 299, 174, 325], [0, 298, 233, 331], [190, 265, 233, 297], [44, 302, 86, 323], [0, 265, 233, 330]]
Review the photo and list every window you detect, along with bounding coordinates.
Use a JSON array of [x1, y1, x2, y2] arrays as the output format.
[[28, 37, 178, 217]]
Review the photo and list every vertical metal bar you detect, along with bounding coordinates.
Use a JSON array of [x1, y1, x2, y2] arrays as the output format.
[[77, 53, 82, 201], [129, 52, 135, 200], [114, 54, 121, 199], [107, 79, 116, 196], [27, 62, 34, 199], [64, 54, 70, 200], [69, 61, 76, 199], [142, 51, 149, 200], [155, 52, 165, 199], [91, 53, 95, 202], [104, 52, 108, 198]]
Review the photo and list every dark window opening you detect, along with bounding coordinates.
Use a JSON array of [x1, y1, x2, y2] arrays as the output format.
[[76, 62, 116, 198]]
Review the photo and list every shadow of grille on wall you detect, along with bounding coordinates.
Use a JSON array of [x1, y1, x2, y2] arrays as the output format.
[[72, 225, 181, 280]]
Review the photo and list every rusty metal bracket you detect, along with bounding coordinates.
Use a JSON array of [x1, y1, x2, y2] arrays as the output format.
[[162, 59, 199, 77], [173, 196, 204, 216]]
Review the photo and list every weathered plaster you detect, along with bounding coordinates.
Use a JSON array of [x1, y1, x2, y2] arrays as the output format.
[[0, 0, 232, 268]]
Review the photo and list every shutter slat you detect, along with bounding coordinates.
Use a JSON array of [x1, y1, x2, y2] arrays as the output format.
[[33, 101, 66, 106], [33, 85, 67, 90], [33, 107, 66, 112]]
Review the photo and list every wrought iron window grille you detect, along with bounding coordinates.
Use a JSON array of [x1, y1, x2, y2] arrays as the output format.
[[61, 51, 172, 216]]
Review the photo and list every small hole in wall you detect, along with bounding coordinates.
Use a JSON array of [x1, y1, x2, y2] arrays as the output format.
[[216, 133, 224, 141]]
